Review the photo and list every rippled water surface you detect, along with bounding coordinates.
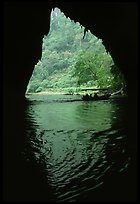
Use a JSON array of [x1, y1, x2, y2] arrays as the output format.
[[23, 94, 135, 202]]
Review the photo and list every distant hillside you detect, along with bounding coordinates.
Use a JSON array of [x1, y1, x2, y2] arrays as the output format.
[[26, 8, 125, 94]]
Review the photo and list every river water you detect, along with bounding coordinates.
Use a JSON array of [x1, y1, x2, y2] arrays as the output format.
[[21, 94, 137, 202]]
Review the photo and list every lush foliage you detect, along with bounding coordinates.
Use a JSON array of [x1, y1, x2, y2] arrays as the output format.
[[26, 8, 125, 94]]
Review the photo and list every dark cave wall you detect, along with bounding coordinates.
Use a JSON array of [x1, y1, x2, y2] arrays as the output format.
[[3, 3, 138, 201], [4, 3, 51, 100], [4, 2, 138, 99]]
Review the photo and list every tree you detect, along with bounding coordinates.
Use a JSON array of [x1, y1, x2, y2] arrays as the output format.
[[26, 7, 125, 94], [110, 64, 126, 90], [72, 49, 114, 88]]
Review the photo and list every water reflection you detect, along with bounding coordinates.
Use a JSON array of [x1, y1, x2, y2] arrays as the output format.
[[23, 95, 136, 202], [75, 101, 113, 131]]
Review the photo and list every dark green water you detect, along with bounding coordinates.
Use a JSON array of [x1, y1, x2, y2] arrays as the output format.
[[22, 94, 136, 202]]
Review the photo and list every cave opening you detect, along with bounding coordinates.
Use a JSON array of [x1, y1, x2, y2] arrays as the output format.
[[25, 7, 126, 97], [4, 3, 137, 202]]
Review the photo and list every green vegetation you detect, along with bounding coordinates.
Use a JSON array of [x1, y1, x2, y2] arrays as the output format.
[[26, 7, 125, 94]]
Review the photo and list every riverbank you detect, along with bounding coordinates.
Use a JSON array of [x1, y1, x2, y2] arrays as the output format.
[[25, 91, 68, 96], [25, 86, 101, 96]]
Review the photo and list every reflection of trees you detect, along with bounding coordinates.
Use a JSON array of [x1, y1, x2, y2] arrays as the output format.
[[74, 101, 112, 131], [73, 99, 136, 201], [19, 98, 136, 201]]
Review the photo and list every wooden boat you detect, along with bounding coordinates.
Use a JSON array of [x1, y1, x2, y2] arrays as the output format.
[[81, 87, 127, 101], [82, 93, 110, 101], [81, 88, 110, 101]]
